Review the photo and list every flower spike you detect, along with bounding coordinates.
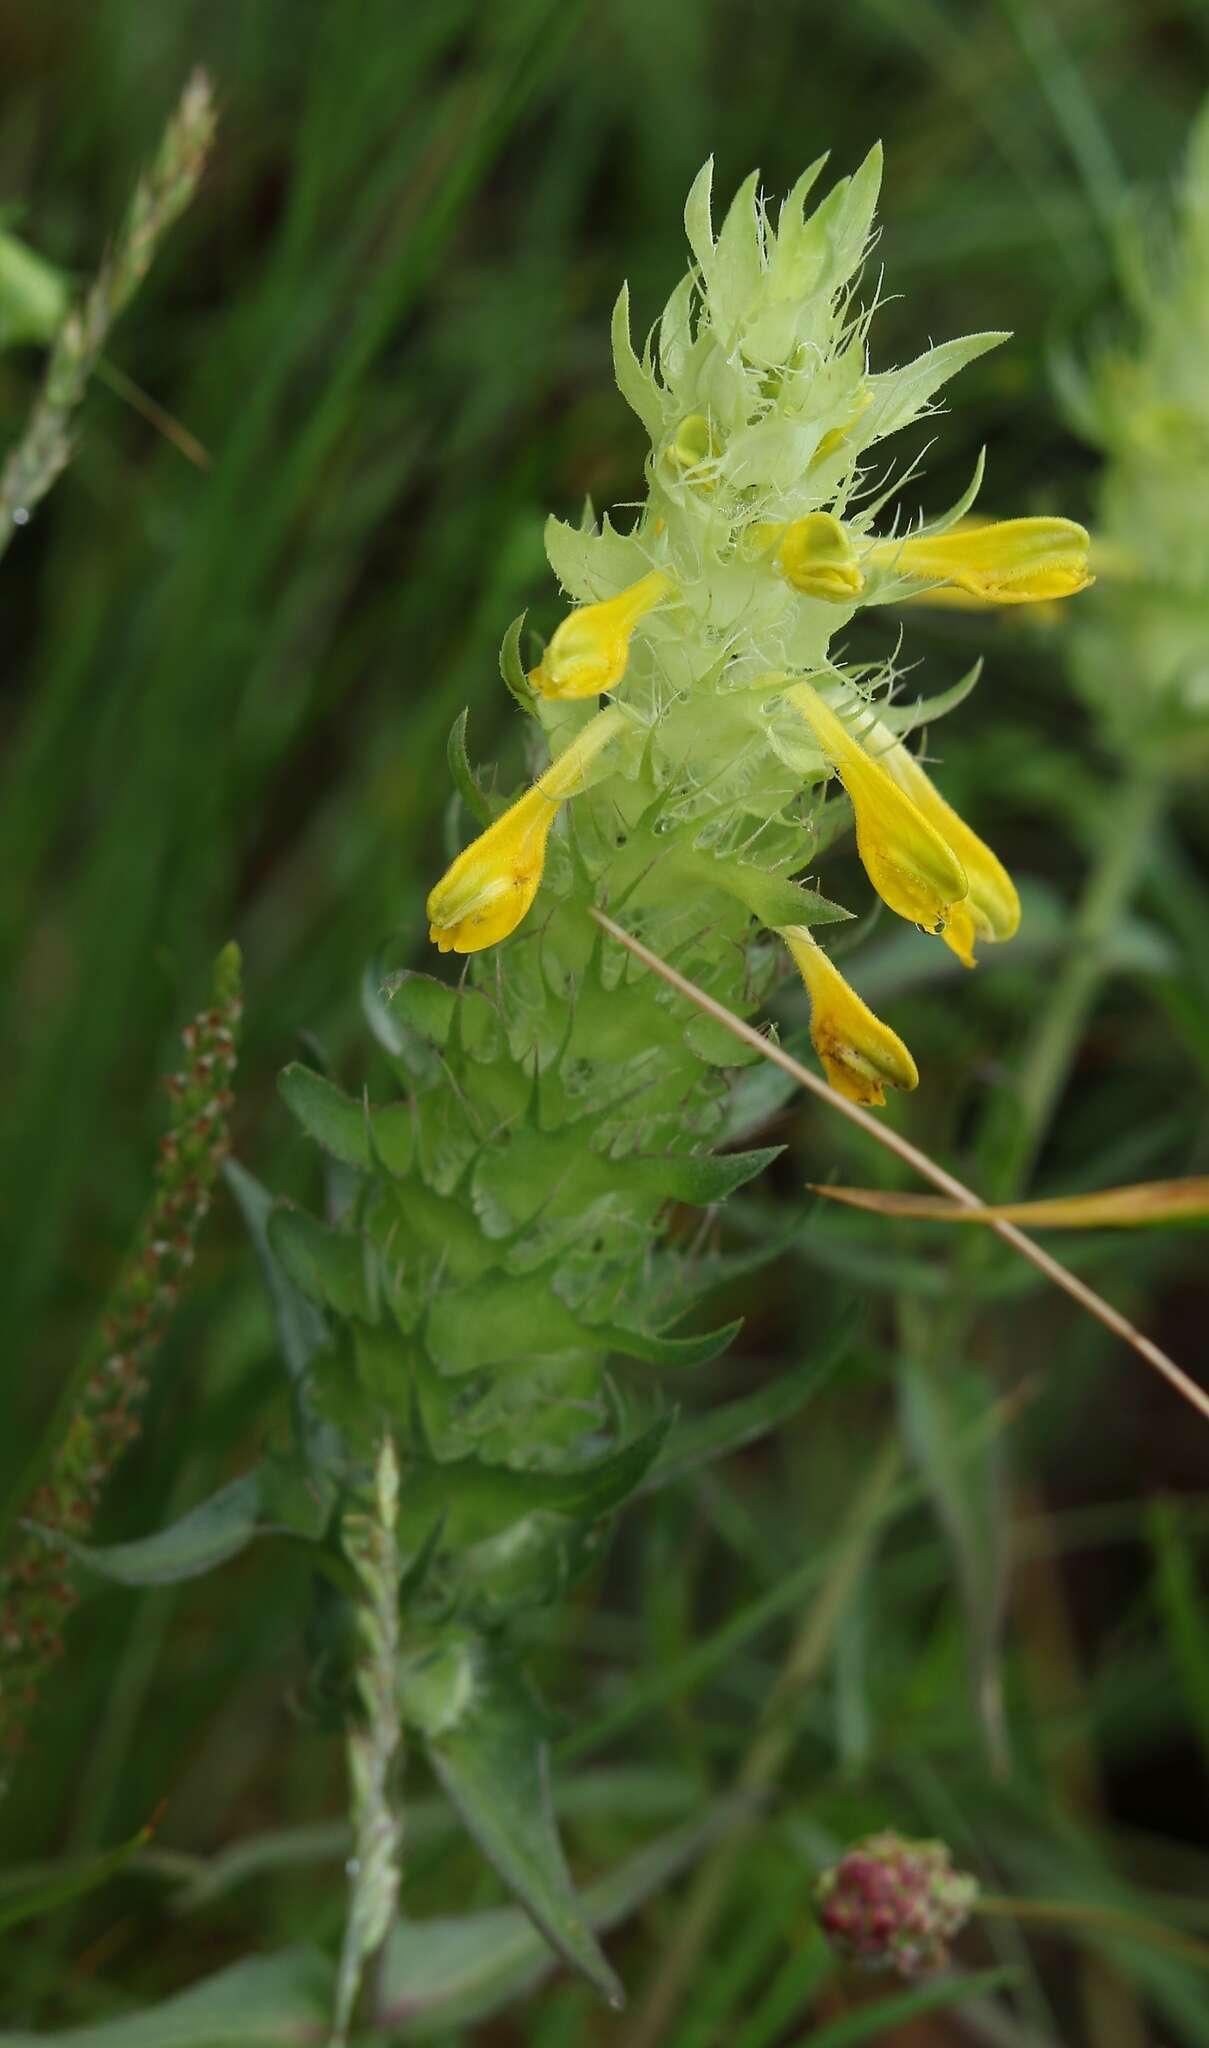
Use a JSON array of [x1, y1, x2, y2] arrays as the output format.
[[869, 516, 1091, 606], [427, 706, 626, 954], [529, 570, 675, 700], [781, 924, 918, 1106], [784, 681, 969, 935]]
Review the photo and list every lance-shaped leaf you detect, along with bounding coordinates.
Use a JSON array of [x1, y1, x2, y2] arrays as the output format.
[[447, 706, 493, 826], [224, 1160, 328, 1385], [638, 1311, 853, 1493], [397, 1423, 670, 1556], [40, 1473, 264, 1588], [670, 847, 852, 930], [810, 1178, 1209, 1229], [0, 1818, 158, 1935], [278, 1063, 414, 1176], [498, 611, 538, 718], [267, 1203, 376, 1320], [0, 1948, 332, 2046], [425, 1265, 739, 1374], [378, 1802, 747, 2037], [403, 1643, 624, 2006]]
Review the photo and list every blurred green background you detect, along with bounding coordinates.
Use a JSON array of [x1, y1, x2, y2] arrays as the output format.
[[3, 0, 1209, 2040]]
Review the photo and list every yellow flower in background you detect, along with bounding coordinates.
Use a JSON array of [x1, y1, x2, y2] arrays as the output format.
[[784, 682, 969, 936], [427, 706, 626, 954], [529, 570, 675, 700], [780, 924, 918, 1106], [868, 516, 1091, 606]]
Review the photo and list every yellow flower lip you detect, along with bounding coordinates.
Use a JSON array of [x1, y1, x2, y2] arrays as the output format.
[[426, 706, 626, 954], [869, 517, 1092, 606], [873, 721, 1020, 960], [528, 569, 675, 701], [774, 512, 865, 601], [780, 923, 918, 1107], [427, 784, 557, 955], [784, 681, 969, 935]]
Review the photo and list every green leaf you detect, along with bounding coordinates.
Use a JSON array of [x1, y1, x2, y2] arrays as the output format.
[[0, 1820, 156, 1934], [611, 282, 663, 440], [44, 1473, 264, 1587], [224, 1161, 340, 1480], [867, 332, 1008, 443], [278, 1063, 413, 1176], [267, 1203, 373, 1321], [672, 848, 852, 930], [499, 611, 538, 718], [0, 1949, 332, 2046], [634, 1145, 783, 1206], [414, 1645, 624, 2006], [447, 707, 493, 825], [425, 1263, 739, 1375], [592, 1317, 743, 1369], [898, 1355, 1006, 1765], [223, 1160, 327, 1386], [639, 1311, 853, 1492], [877, 660, 982, 739], [805, 1966, 1020, 2046], [379, 1804, 744, 2037], [1149, 1498, 1209, 1769], [361, 947, 443, 1082], [279, 1063, 372, 1169], [400, 1422, 670, 1553]]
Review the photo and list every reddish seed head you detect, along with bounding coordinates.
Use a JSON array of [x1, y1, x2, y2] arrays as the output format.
[[814, 1832, 978, 1980]]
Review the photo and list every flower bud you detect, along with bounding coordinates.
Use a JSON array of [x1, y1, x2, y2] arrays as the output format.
[[529, 570, 674, 701], [780, 925, 918, 1105], [427, 706, 626, 954], [815, 1831, 979, 1980]]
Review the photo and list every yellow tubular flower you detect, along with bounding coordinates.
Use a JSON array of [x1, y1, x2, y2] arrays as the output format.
[[868, 517, 1092, 606], [784, 682, 968, 935], [775, 512, 865, 599], [875, 728, 1020, 964], [780, 924, 918, 1107], [529, 570, 675, 701], [427, 706, 626, 954]]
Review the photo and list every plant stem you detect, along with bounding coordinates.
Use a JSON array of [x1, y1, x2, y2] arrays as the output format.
[[977, 1893, 1209, 1971], [994, 768, 1164, 1199], [331, 1433, 403, 2047], [627, 1438, 902, 2048], [0, 69, 214, 563]]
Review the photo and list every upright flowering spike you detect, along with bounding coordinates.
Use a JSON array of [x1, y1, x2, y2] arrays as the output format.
[[781, 924, 918, 1106], [529, 570, 675, 701], [784, 682, 969, 935], [869, 517, 1091, 605], [775, 512, 865, 600], [427, 706, 626, 954]]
